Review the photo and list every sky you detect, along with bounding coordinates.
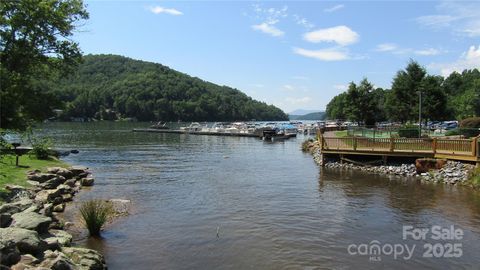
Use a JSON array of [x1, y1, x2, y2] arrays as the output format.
[[74, 0, 480, 113]]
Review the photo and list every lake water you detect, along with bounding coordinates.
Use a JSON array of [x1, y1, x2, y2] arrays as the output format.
[[40, 122, 480, 269]]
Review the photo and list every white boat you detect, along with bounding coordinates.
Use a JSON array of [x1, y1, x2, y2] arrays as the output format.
[[180, 122, 203, 132]]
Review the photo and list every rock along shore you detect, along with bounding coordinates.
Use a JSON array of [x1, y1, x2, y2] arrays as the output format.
[[305, 140, 476, 186], [0, 166, 107, 270]]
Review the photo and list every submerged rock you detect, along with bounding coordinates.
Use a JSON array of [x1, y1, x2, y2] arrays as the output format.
[[69, 166, 88, 176], [62, 247, 107, 270], [80, 177, 94, 187]]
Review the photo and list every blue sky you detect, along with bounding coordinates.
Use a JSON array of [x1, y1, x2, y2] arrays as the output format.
[[75, 1, 480, 113]]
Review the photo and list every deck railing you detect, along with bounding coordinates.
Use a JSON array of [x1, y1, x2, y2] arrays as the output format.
[[319, 135, 479, 158]]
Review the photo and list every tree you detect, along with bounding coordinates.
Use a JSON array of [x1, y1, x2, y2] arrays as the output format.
[[343, 79, 379, 125], [444, 69, 480, 119], [420, 75, 449, 122], [0, 0, 89, 129], [386, 60, 426, 123], [326, 92, 348, 120]]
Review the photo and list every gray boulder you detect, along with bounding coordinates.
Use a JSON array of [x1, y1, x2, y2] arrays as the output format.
[[35, 189, 62, 204], [52, 203, 65, 213], [10, 254, 40, 269], [39, 250, 75, 270], [47, 167, 74, 179], [0, 227, 45, 254], [1, 213, 12, 227], [80, 178, 94, 187], [0, 203, 21, 215], [40, 176, 66, 189], [11, 211, 52, 233], [41, 230, 73, 249], [64, 179, 77, 188], [62, 247, 106, 270], [0, 239, 21, 267], [69, 166, 88, 176], [40, 203, 53, 217], [56, 184, 74, 195], [27, 173, 56, 183], [0, 199, 35, 214]]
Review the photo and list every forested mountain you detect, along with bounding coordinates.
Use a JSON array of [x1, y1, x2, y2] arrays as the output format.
[[51, 54, 288, 121], [289, 112, 326, 120]]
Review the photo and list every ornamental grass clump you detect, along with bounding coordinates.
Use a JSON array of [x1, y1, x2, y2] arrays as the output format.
[[80, 199, 113, 237]]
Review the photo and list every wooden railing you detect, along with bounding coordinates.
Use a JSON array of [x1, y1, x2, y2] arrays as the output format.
[[319, 135, 479, 158]]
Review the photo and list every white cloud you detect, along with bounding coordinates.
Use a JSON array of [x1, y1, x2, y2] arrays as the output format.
[[334, 84, 348, 91], [293, 47, 349, 61], [283, 84, 295, 91], [251, 5, 288, 37], [416, 15, 458, 28], [252, 23, 284, 37], [415, 1, 480, 37], [376, 43, 398, 52], [293, 14, 314, 29], [324, 4, 345, 13], [376, 43, 444, 56], [285, 97, 312, 105], [149, 6, 183, 16], [430, 45, 480, 76], [414, 48, 441, 56], [303, 26, 359, 46]]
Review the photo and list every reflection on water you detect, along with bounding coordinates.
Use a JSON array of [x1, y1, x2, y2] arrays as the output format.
[[41, 122, 480, 269]]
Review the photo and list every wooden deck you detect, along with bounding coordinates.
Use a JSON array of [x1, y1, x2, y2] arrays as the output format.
[[318, 135, 480, 165]]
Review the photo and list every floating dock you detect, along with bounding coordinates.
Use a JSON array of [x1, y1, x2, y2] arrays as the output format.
[[132, 128, 260, 138]]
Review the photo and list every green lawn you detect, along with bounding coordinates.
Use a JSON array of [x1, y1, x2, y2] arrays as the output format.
[[0, 154, 67, 201], [335, 130, 348, 137]]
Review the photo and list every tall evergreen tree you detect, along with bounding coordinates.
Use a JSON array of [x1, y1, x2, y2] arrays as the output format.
[[386, 60, 426, 123]]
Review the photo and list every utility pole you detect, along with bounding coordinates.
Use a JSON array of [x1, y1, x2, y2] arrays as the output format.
[[417, 91, 422, 138]]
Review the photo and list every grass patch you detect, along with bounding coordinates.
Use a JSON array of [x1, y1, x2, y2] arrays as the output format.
[[0, 154, 67, 201], [468, 167, 480, 188], [80, 200, 114, 237], [335, 130, 348, 137]]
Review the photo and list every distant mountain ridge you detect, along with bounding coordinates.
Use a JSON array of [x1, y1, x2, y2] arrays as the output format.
[[52, 54, 288, 121], [288, 109, 322, 115], [289, 112, 326, 120]]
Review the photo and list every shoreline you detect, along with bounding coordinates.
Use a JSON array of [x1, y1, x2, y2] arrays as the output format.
[[0, 164, 107, 269], [304, 140, 477, 187]]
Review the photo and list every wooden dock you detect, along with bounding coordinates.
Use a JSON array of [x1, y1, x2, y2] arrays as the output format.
[[132, 128, 260, 138], [318, 134, 480, 165]]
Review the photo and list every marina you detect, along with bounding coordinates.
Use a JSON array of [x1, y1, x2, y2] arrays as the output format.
[[133, 122, 303, 141]]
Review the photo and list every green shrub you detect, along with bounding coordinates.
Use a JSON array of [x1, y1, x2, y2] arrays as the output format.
[[398, 126, 420, 138], [79, 200, 114, 237], [458, 128, 480, 138], [459, 117, 480, 138], [468, 167, 480, 188], [30, 137, 52, 160], [445, 129, 461, 136], [460, 117, 480, 128], [301, 139, 314, 152]]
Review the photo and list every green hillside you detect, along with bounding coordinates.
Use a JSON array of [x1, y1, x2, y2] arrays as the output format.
[[52, 54, 288, 121], [289, 112, 326, 120]]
